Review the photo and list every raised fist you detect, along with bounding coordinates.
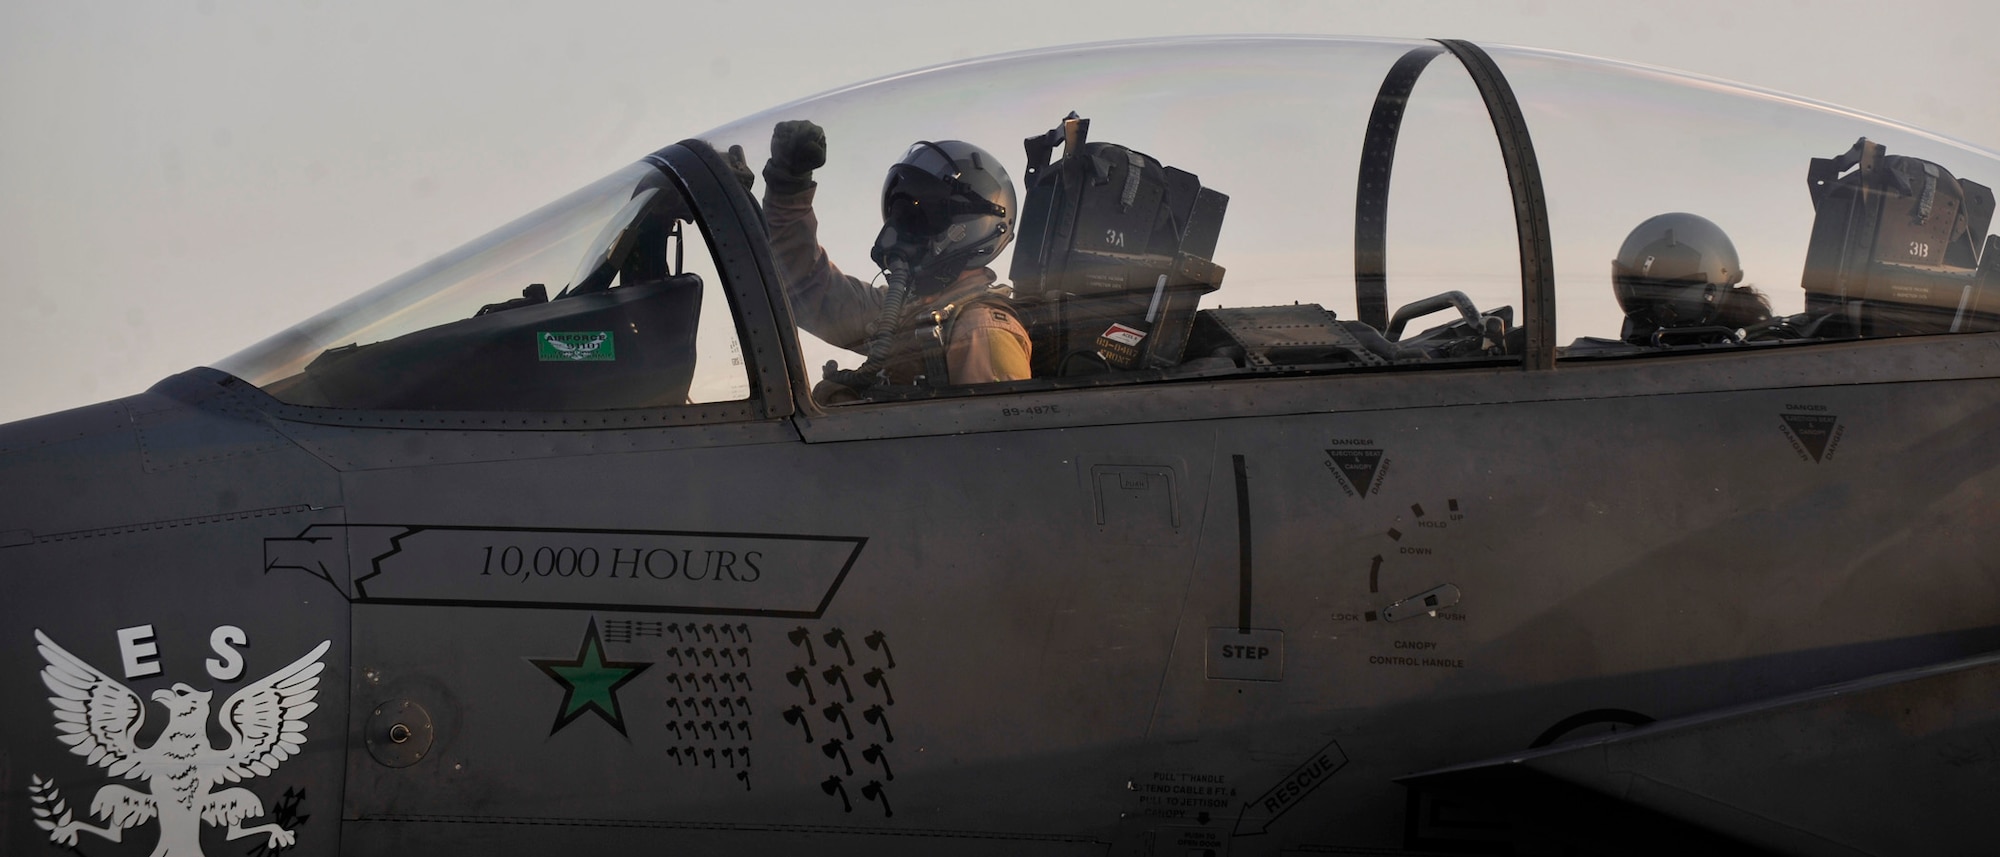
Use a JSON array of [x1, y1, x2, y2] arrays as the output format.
[[769, 119, 827, 176]]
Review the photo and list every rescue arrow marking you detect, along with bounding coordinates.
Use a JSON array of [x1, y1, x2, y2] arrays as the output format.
[[1232, 738, 1349, 836]]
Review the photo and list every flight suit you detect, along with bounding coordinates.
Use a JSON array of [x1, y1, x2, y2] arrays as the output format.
[[762, 183, 1031, 385]]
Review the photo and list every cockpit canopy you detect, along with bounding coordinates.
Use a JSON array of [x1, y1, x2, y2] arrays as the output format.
[[213, 36, 2000, 413]]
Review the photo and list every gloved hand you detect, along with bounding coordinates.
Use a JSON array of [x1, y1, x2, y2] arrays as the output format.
[[763, 119, 826, 196], [812, 360, 868, 405], [725, 145, 756, 195]]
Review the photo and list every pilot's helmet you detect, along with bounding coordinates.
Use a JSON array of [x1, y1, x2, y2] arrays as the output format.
[[1611, 212, 1744, 328], [873, 140, 1016, 290]]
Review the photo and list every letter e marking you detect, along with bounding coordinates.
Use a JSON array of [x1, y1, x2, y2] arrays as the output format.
[[117, 624, 161, 680]]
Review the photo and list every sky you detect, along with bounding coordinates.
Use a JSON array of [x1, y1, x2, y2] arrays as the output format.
[[3, 0, 1997, 424]]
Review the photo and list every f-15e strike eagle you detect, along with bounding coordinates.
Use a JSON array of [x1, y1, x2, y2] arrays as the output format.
[[5, 35, 1997, 857]]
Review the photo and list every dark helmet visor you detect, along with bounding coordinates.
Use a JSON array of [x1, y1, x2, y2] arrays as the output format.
[[882, 163, 958, 237], [881, 161, 1008, 239]]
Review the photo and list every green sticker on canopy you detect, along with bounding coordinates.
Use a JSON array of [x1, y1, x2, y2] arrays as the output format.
[[539, 331, 615, 362]]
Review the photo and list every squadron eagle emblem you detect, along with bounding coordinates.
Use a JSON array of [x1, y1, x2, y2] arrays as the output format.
[[28, 630, 329, 855]]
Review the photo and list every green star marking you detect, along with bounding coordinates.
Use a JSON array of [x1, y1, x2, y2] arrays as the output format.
[[531, 619, 651, 736]]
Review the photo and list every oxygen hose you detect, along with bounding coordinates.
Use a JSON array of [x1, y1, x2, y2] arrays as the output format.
[[815, 258, 913, 402], [857, 260, 914, 378]]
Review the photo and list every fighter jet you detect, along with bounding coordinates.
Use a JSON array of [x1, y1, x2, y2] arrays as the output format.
[[5, 35, 1996, 856]]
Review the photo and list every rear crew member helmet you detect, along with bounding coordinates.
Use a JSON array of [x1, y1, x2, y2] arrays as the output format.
[[1611, 212, 1744, 329]]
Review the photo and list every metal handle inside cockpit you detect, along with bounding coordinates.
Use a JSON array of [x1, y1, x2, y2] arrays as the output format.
[[1385, 290, 1483, 342]]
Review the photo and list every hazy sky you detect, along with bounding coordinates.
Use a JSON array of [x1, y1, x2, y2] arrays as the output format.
[[3, 0, 1996, 424]]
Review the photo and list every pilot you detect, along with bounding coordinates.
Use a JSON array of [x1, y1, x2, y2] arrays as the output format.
[[1609, 212, 1770, 345], [738, 120, 1030, 401]]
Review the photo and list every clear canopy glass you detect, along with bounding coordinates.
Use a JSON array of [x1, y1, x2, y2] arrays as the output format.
[[1488, 45, 2000, 355], [216, 162, 749, 409], [212, 36, 2000, 412], [702, 37, 1527, 388]]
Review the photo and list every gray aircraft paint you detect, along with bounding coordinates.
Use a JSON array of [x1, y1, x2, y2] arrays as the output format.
[[4, 36, 1998, 857]]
